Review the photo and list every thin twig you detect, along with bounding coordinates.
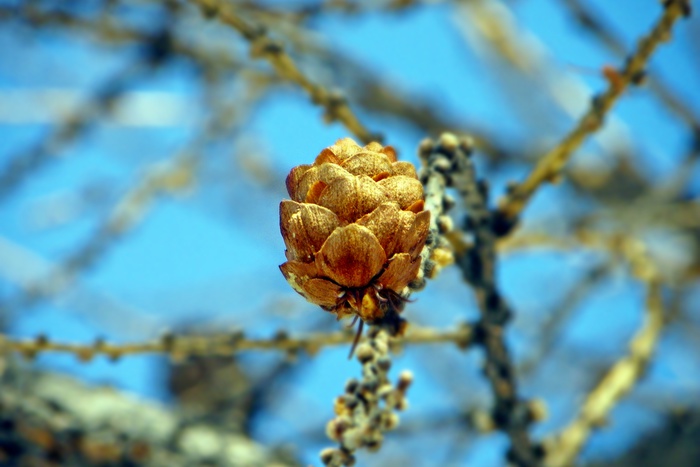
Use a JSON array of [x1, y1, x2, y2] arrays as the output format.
[[238, 6, 513, 162], [560, 0, 700, 133], [498, 1, 691, 222], [544, 234, 666, 466], [6, 154, 198, 313], [187, 0, 379, 144], [518, 261, 610, 378], [0, 323, 474, 361], [0, 64, 144, 201]]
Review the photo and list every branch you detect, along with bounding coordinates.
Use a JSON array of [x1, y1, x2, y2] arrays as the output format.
[[5, 154, 197, 314], [518, 261, 611, 378], [240, 8, 514, 162], [497, 1, 691, 222], [415, 137, 460, 285], [544, 234, 666, 466], [0, 363, 294, 466], [0, 323, 474, 361], [321, 327, 413, 466], [187, 0, 379, 144], [560, 0, 700, 133], [420, 134, 541, 466], [3, 82, 262, 316], [0, 64, 143, 201]]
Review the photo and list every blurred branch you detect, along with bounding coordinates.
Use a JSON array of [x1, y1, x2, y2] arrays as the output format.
[[188, 0, 380, 143], [572, 142, 700, 232], [420, 134, 541, 466], [498, 1, 691, 223], [0, 64, 144, 201], [243, 5, 515, 161], [466, 223, 672, 465], [239, 0, 441, 19], [0, 4, 229, 73], [416, 138, 458, 284], [518, 261, 610, 378], [455, 0, 616, 129], [0, 88, 196, 127], [5, 153, 198, 314], [0, 363, 296, 466], [561, 0, 700, 134], [0, 323, 474, 361], [352, 78, 512, 160], [0, 236, 165, 337], [544, 233, 666, 466], [2, 70, 264, 316], [3, 2, 514, 161], [589, 408, 700, 467]]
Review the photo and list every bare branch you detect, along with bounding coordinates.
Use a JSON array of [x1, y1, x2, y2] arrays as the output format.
[[545, 234, 666, 466], [0, 64, 144, 201], [498, 1, 691, 222], [420, 134, 541, 466], [0, 323, 474, 361], [0, 364, 293, 466], [187, 0, 380, 143], [560, 0, 700, 133]]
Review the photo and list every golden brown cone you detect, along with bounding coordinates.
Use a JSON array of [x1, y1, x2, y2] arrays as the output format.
[[326, 138, 397, 163], [279, 138, 429, 325], [292, 163, 347, 203], [355, 203, 410, 259], [356, 203, 429, 260], [406, 199, 425, 213], [314, 149, 341, 166]]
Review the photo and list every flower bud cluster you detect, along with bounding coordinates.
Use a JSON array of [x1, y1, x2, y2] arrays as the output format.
[[414, 134, 466, 281], [320, 327, 413, 467]]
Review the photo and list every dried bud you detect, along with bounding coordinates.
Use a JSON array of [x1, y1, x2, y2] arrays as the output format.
[[526, 398, 549, 423], [280, 138, 429, 324]]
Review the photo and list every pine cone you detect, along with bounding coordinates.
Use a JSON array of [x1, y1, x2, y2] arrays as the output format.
[[279, 138, 430, 324]]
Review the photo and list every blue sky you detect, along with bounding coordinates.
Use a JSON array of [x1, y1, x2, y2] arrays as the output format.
[[1, 1, 699, 465]]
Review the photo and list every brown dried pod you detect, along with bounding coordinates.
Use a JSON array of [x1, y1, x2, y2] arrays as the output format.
[[279, 138, 429, 330]]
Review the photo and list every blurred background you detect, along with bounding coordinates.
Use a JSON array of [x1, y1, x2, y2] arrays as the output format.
[[0, 0, 699, 465]]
